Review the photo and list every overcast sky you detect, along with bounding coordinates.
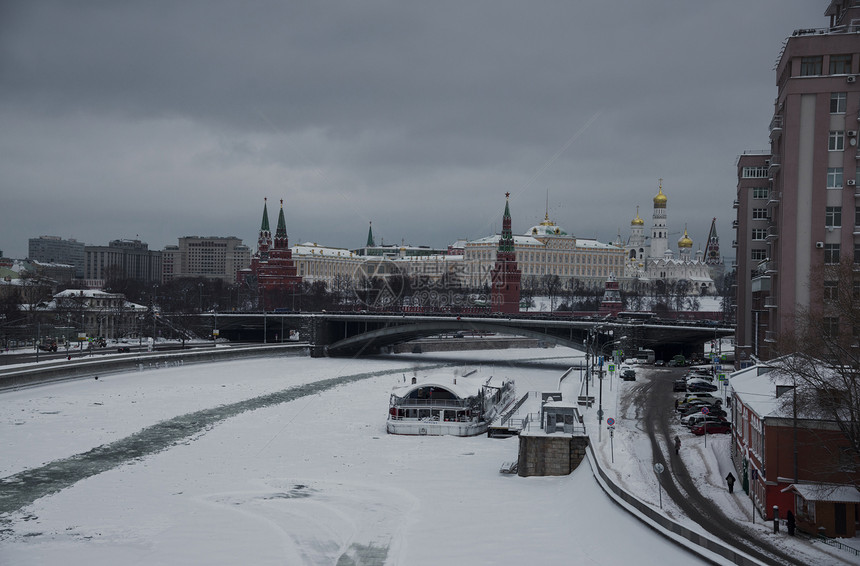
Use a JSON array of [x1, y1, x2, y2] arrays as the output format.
[[0, 1, 825, 261]]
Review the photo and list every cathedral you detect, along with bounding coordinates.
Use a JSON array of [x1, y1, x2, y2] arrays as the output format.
[[624, 181, 717, 295]]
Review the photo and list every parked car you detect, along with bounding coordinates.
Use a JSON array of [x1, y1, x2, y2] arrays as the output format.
[[654, 360, 665, 367], [681, 413, 728, 428], [680, 393, 721, 405], [673, 379, 687, 392], [622, 369, 636, 381], [685, 371, 713, 382], [677, 400, 712, 414], [686, 378, 718, 392], [691, 421, 732, 435], [679, 402, 717, 416]]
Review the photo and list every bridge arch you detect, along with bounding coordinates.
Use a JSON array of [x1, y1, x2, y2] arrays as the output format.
[[325, 320, 591, 356]]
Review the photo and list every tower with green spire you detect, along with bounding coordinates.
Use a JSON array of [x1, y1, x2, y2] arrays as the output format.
[[257, 197, 272, 261], [366, 221, 375, 248], [274, 199, 289, 250], [490, 193, 521, 313], [246, 198, 302, 310]]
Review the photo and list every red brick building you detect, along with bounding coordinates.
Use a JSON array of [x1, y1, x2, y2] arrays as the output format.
[[730, 362, 860, 537]]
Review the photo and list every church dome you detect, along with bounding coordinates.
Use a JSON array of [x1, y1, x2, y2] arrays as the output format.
[[653, 186, 667, 208], [526, 218, 568, 237], [678, 228, 693, 248], [631, 206, 644, 226]]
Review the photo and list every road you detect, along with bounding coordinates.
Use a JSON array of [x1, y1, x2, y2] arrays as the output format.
[[0, 341, 220, 366], [631, 368, 800, 566]]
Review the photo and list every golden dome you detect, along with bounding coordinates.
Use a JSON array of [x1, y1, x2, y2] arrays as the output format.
[[653, 187, 667, 207], [631, 206, 645, 226], [678, 228, 693, 248]]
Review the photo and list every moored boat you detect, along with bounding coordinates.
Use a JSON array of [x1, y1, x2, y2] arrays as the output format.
[[386, 369, 515, 436]]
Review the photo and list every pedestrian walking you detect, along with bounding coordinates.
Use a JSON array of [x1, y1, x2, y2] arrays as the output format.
[[674, 435, 681, 455], [674, 398, 679, 410], [787, 510, 796, 536], [726, 472, 736, 494]]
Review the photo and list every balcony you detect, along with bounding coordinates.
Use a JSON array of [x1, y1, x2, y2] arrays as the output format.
[[764, 300, 778, 310], [732, 240, 738, 248], [769, 115, 783, 141], [766, 226, 779, 241], [732, 219, 739, 229], [764, 330, 777, 343], [732, 199, 739, 209], [768, 191, 781, 205], [765, 261, 778, 274], [768, 155, 781, 173]]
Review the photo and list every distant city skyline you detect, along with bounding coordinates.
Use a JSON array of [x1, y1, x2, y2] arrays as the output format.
[[0, 1, 822, 260]]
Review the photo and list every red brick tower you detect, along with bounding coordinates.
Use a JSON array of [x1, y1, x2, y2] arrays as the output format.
[[246, 198, 302, 310], [490, 193, 521, 313], [598, 273, 623, 316]]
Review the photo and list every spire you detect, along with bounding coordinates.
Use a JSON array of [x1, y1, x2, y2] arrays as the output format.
[[275, 199, 287, 239], [498, 192, 514, 253], [260, 198, 271, 233], [366, 221, 375, 247], [274, 199, 288, 249]]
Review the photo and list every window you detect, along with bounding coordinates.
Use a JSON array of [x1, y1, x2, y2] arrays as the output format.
[[855, 243, 860, 264], [856, 206, 860, 227], [830, 131, 845, 151], [752, 208, 769, 220], [826, 206, 842, 228], [828, 167, 844, 188], [831, 92, 847, 113], [800, 56, 823, 76], [825, 243, 841, 264], [751, 249, 767, 261], [752, 187, 769, 199], [742, 166, 768, 178], [830, 54, 852, 75], [752, 228, 767, 240], [824, 280, 838, 301]]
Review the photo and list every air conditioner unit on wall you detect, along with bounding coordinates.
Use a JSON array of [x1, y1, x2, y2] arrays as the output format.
[[848, 179, 857, 186], [848, 131, 858, 137], [848, 75, 857, 83], [816, 242, 825, 248]]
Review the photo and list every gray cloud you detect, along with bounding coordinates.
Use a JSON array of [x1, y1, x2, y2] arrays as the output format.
[[0, 1, 822, 260]]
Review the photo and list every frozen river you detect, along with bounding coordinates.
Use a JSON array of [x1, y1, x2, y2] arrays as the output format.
[[1, 348, 705, 565]]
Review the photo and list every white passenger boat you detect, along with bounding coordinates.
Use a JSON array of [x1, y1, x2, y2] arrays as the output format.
[[386, 369, 515, 436]]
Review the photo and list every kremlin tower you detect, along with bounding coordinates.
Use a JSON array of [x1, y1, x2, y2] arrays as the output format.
[[490, 193, 521, 314], [245, 198, 302, 310]]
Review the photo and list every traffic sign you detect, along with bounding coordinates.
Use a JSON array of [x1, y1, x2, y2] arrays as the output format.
[[608, 364, 616, 372], [718, 373, 726, 381], [701, 407, 710, 415], [606, 417, 615, 426]]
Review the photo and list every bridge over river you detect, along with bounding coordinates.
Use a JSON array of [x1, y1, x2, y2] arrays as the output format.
[[211, 312, 733, 360]]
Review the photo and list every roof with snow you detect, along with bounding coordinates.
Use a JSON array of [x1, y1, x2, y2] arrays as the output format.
[[781, 483, 860, 503], [292, 243, 357, 258]]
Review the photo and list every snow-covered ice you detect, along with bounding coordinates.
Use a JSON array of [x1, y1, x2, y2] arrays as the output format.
[[1, 347, 857, 565]]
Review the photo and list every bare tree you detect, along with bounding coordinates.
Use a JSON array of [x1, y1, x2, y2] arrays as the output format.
[[541, 274, 562, 312], [771, 260, 860, 480]]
